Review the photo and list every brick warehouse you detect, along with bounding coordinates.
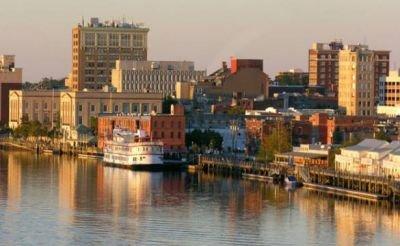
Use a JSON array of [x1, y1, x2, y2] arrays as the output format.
[[98, 104, 186, 153]]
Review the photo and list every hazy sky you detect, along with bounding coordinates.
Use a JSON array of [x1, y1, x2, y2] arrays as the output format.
[[1, 0, 399, 82]]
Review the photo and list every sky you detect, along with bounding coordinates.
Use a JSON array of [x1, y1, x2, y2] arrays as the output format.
[[1, 0, 399, 82]]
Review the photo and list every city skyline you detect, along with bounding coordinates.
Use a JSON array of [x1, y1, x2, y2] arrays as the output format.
[[1, 0, 400, 82]]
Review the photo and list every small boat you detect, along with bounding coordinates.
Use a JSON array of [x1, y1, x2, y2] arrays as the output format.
[[103, 128, 165, 169], [284, 175, 299, 187]]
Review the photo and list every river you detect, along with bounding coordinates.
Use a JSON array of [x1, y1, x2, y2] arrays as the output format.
[[0, 151, 399, 245]]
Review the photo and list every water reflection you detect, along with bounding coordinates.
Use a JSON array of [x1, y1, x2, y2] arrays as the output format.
[[0, 151, 400, 244]]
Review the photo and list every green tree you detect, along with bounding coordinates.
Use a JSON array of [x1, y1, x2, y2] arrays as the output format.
[[257, 122, 292, 162], [186, 129, 223, 151], [90, 116, 98, 136], [375, 130, 391, 142]]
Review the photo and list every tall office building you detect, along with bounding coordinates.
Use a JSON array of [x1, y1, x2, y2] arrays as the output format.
[[338, 45, 375, 116], [111, 60, 206, 96], [66, 17, 149, 91], [309, 40, 389, 98]]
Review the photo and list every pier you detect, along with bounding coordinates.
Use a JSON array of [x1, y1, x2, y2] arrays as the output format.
[[199, 155, 400, 201]]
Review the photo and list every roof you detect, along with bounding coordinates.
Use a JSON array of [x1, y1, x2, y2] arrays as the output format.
[[344, 139, 388, 152], [278, 152, 327, 159]]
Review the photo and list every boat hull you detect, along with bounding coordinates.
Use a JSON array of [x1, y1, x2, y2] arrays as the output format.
[[103, 161, 183, 171]]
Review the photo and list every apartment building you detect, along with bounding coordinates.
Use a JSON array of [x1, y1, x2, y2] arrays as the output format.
[[111, 60, 206, 97], [0, 55, 22, 124], [308, 40, 343, 94], [309, 41, 389, 98], [66, 17, 149, 91], [338, 45, 376, 116]]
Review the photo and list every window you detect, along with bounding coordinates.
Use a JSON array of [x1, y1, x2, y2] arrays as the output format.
[[178, 132, 181, 139], [121, 34, 131, 47], [114, 104, 119, 112], [103, 105, 108, 113], [109, 33, 119, 46], [170, 132, 174, 138], [97, 33, 107, 46], [122, 103, 129, 113], [78, 104, 83, 112], [142, 103, 149, 114], [131, 103, 139, 113], [85, 33, 95, 46], [78, 116, 83, 124], [90, 105, 95, 112], [161, 132, 164, 138]]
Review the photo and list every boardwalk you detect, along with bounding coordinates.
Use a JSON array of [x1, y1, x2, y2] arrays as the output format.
[[199, 155, 294, 177]]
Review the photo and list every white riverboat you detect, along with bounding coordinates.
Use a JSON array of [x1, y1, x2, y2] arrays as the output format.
[[103, 128, 164, 168]]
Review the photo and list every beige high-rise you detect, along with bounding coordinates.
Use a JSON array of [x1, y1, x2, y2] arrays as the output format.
[[338, 45, 375, 116], [66, 17, 149, 91]]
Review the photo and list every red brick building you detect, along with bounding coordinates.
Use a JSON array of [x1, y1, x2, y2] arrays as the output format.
[[309, 113, 377, 144], [98, 104, 186, 152]]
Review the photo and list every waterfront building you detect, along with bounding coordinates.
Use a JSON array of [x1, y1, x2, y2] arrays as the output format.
[[199, 57, 270, 99], [111, 60, 206, 97], [0, 55, 22, 124], [60, 90, 162, 140], [9, 90, 60, 129], [309, 113, 376, 145], [274, 144, 330, 167], [66, 17, 149, 91], [335, 139, 400, 176], [97, 104, 185, 153]]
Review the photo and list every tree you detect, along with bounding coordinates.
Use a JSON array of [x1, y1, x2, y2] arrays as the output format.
[[162, 96, 178, 114], [257, 122, 292, 162], [375, 130, 391, 142], [186, 129, 223, 151], [90, 116, 98, 136]]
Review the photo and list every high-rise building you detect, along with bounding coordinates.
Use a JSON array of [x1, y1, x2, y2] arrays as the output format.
[[338, 45, 375, 116], [66, 17, 149, 91], [0, 55, 22, 124], [378, 70, 400, 106], [111, 60, 206, 96], [308, 40, 343, 94], [309, 40, 389, 98]]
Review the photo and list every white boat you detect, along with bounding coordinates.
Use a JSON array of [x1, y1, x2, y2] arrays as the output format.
[[284, 175, 299, 187], [103, 128, 164, 168]]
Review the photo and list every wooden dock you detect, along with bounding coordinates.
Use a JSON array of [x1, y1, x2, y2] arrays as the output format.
[[198, 155, 400, 201], [303, 182, 388, 201]]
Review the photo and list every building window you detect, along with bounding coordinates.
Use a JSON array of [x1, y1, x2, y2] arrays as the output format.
[[78, 116, 83, 124], [170, 132, 174, 138], [161, 131, 164, 138], [131, 103, 139, 113], [97, 33, 107, 46], [78, 104, 82, 112], [122, 103, 129, 113], [85, 33, 95, 46], [178, 132, 181, 139], [103, 105, 108, 113], [114, 105, 119, 113], [90, 105, 95, 112], [142, 104, 149, 114]]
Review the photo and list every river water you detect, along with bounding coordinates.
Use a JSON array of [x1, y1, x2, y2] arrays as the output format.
[[0, 151, 400, 245]]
